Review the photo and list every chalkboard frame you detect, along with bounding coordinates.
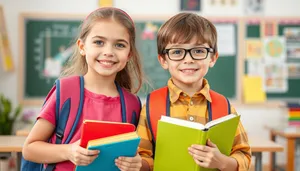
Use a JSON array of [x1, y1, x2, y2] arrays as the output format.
[[18, 13, 84, 105]]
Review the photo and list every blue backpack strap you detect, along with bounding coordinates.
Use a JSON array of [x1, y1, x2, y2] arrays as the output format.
[[45, 76, 84, 171], [116, 83, 127, 123]]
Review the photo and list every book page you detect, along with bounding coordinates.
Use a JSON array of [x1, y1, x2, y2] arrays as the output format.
[[160, 116, 205, 130], [205, 114, 238, 129]]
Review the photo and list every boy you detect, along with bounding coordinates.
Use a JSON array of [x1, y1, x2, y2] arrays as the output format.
[[137, 13, 251, 171]]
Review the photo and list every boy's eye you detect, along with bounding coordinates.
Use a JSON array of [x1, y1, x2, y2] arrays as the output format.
[[193, 48, 206, 54], [170, 49, 184, 55], [116, 43, 126, 48], [94, 40, 104, 45]]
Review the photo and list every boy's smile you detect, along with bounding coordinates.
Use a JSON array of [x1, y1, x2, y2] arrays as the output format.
[[158, 37, 218, 94]]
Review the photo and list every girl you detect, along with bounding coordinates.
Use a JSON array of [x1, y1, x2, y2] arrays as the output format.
[[23, 7, 144, 171]]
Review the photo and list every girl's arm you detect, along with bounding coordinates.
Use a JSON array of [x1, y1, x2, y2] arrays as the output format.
[[23, 118, 99, 165], [22, 118, 71, 163]]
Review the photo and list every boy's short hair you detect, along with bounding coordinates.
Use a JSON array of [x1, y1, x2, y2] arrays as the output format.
[[157, 13, 218, 58]]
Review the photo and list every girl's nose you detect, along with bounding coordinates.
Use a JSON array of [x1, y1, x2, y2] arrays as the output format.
[[103, 46, 114, 57]]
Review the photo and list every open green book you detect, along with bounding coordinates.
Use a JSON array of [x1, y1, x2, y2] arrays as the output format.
[[153, 114, 240, 171]]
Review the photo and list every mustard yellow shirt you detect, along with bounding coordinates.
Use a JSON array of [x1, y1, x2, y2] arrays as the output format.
[[137, 79, 251, 171]]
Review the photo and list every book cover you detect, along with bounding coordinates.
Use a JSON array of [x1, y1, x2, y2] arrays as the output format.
[[76, 132, 141, 171], [79, 120, 136, 148], [154, 114, 240, 171]]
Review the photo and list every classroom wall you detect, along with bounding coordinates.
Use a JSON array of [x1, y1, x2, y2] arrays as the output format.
[[1, 0, 300, 165]]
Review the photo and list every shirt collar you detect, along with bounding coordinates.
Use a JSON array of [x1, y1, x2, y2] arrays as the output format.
[[167, 78, 212, 103]]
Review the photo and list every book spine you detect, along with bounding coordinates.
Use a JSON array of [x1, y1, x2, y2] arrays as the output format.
[[195, 131, 208, 171]]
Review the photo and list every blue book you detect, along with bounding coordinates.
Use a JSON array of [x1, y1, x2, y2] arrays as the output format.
[[75, 132, 140, 171]]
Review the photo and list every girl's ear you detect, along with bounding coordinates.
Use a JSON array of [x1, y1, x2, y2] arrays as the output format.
[[209, 52, 219, 68], [77, 39, 85, 56], [158, 55, 168, 70]]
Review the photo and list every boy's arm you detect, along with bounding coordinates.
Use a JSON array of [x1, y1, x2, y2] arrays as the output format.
[[137, 105, 154, 171], [228, 106, 252, 171]]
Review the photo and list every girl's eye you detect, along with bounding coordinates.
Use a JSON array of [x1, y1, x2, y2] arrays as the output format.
[[94, 40, 104, 45], [116, 43, 126, 48]]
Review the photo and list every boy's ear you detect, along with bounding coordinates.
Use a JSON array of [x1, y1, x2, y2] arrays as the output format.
[[158, 55, 168, 70], [77, 39, 85, 56], [209, 52, 219, 68]]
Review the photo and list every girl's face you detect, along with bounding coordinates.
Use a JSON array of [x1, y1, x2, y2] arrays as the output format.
[[78, 19, 130, 79]]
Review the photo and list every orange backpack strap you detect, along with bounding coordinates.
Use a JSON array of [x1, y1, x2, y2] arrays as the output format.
[[208, 90, 231, 121], [146, 86, 170, 143]]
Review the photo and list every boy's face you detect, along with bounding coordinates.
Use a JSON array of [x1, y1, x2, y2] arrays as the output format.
[[158, 37, 218, 88]]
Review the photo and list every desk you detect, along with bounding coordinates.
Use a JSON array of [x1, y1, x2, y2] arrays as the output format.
[[0, 136, 27, 171], [266, 126, 300, 171], [249, 136, 284, 171], [16, 129, 30, 136]]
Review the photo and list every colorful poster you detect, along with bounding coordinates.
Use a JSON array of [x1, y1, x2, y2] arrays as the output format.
[[246, 39, 263, 58], [264, 21, 277, 36], [264, 37, 286, 62], [247, 58, 263, 76], [284, 28, 300, 59], [180, 0, 201, 11], [263, 63, 288, 93], [245, 0, 264, 15], [287, 63, 300, 79]]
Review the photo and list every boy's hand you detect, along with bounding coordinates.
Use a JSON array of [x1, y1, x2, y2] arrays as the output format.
[[115, 153, 142, 171], [67, 140, 99, 166], [188, 139, 226, 169]]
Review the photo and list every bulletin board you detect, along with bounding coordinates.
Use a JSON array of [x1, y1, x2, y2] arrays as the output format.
[[244, 18, 300, 101]]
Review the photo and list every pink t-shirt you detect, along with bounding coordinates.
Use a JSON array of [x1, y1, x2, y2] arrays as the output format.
[[38, 88, 123, 171]]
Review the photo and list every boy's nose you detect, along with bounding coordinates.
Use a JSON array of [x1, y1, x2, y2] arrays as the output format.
[[183, 52, 195, 63]]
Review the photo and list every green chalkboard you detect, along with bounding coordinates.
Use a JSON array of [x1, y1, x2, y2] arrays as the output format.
[[135, 21, 238, 98], [21, 15, 239, 104], [245, 20, 300, 100], [135, 21, 170, 96], [22, 15, 81, 102]]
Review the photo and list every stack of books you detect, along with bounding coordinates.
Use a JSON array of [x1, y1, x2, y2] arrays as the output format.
[[287, 103, 300, 127], [75, 120, 140, 171]]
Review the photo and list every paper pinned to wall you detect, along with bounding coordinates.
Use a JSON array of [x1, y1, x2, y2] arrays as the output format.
[[246, 39, 263, 59], [263, 62, 288, 93], [243, 76, 266, 103], [99, 0, 113, 7], [215, 24, 236, 56]]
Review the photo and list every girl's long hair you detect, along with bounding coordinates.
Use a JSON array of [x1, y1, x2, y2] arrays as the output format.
[[60, 8, 143, 93]]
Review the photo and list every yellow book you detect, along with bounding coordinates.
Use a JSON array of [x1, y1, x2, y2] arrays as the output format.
[[289, 111, 300, 117], [154, 114, 240, 171]]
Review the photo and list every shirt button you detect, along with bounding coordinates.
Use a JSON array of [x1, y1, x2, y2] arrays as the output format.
[[189, 116, 194, 121]]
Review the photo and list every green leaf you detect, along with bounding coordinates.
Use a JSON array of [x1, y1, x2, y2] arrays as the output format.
[[12, 105, 22, 121]]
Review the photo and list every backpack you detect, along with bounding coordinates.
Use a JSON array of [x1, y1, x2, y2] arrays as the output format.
[[145, 86, 231, 155], [21, 76, 141, 171]]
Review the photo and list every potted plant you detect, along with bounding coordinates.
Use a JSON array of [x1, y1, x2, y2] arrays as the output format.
[[0, 93, 22, 135]]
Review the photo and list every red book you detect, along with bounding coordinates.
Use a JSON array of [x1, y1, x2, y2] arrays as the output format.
[[79, 120, 136, 148]]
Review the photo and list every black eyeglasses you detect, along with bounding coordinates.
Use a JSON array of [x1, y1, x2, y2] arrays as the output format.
[[162, 47, 214, 61]]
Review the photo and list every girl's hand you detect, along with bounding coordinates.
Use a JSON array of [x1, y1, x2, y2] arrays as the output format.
[[115, 153, 142, 171], [67, 140, 100, 166], [188, 139, 226, 169]]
